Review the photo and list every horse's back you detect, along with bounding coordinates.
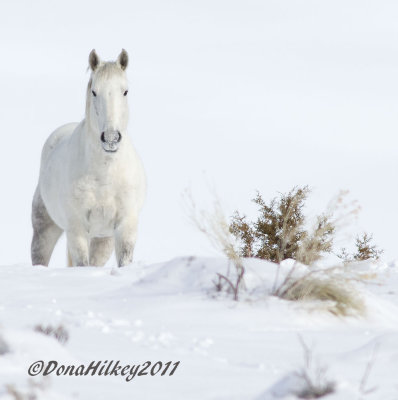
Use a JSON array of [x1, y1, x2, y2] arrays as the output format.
[[41, 122, 78, 167]]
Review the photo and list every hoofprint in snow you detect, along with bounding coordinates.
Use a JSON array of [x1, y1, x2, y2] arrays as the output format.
[[0, 258, 397, 399]]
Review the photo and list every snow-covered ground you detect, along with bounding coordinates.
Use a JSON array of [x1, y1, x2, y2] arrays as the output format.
[[1, 258, 397, 399]]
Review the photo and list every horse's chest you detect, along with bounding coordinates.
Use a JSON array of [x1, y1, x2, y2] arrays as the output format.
[[87, 198, 116, 223], [74, 179, 120, 236]]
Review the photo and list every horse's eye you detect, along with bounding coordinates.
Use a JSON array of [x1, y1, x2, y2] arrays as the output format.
[[92, 90, 97, 97], [123, 90, 128, 96]]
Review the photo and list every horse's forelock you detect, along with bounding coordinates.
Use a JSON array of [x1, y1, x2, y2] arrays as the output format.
[[94, 62, 125, 82]]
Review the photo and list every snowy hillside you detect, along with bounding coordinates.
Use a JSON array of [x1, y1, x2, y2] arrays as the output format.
[[1, 258, 398, 399]]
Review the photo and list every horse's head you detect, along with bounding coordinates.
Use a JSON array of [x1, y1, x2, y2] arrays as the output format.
[[86, 49, 129, 153]]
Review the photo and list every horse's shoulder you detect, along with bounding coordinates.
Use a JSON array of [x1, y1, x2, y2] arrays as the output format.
[[46, 122, 78, 147], [41, 122, 79, 163]]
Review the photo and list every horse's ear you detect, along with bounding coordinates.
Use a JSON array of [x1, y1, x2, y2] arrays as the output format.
[[89, 49, 100, 71], [117, 49, 128, 70]]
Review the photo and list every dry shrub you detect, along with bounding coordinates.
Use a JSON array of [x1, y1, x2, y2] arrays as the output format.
[[338, 232, 383, 264], [353, 233, 383, 261], [294, 337, 336, 399], [34, 324, 69, 345], [230, 187, 357, 265], [286, 337, 377, 399], [184, 189, 244, 300], [6, 378, 50, 400], [230, 186, 310, 262], [295, 214, 334, 266], [185, 186, 365, 311], [6, 385, 30, 400], [228, 187, 366, 316], [6, 384, 34, 400]]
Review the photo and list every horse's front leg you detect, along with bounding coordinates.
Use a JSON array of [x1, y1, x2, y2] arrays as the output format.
[[66, 229, 90, 266], [114, 220, 137, 267]]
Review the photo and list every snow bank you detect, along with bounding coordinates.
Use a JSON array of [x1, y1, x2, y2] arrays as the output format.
[[0, 257, 397, 399]]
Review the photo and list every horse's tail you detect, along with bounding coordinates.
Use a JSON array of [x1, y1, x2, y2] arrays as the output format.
[[67, 249, 73, 267]]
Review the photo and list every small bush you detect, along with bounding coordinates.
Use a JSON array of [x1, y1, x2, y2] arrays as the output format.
[[338, 233, 383, 264], [294, 337, 336, 399], [34, 324, 69, 345], [230, 187, 335, 265]]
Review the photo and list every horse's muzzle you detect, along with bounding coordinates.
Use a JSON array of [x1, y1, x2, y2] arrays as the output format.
[[100, 130, 122, 153]]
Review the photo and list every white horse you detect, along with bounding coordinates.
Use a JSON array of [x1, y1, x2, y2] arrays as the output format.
[[31, 49, 146, 267]]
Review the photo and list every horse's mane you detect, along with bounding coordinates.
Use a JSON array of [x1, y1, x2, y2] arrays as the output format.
[[85, 78, 93, 117]]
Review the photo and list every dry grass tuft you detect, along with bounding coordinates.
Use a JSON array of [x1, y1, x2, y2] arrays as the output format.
[[294, 337, 336, 399], [6, 378, 50, 400], [34, 324, 69, 345], [184, 189, 245, 300], [280, 271, 366, 317]]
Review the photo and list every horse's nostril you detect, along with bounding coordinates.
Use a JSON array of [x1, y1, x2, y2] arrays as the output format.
[[101, 131, 121, 144]]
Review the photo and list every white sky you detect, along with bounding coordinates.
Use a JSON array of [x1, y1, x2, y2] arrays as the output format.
[[0, 0, 397, 265]]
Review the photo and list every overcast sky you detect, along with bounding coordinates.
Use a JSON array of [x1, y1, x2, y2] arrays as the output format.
[[0, 0, 397, 265]]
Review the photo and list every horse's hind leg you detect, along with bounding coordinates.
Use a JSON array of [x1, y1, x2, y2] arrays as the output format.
[[31, 187, 63, 266], [89, 237, 114, 266]]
